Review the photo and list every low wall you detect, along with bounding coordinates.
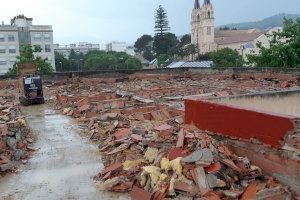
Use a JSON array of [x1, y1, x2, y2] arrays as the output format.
[[185, 98, 300, 195], [185, 99, 297, 148], [1, 67, 300, 80]]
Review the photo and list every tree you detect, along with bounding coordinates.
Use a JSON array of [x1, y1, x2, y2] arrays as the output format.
[[83, 51, 142, 71], [171, 34, 197, 59], [247, 18, 300, 68], [69, 49, 84, 71], [6, 44, 53, 76], [85, 53, 117, 71], [125, 57, 143, 70], [158, 54, 170, 67], [55, 52, 70, 72], [134, 35, 153, 53], [219, 26, 230, 31], [154, 5, 170, 36], [179, 34, 191, 47], [153, 33, 179, 56], [210, 48, 244, 68], [134, 35, 154, 61]]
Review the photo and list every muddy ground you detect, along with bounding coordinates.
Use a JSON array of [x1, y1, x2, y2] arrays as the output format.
[[0, 104, 128, 200]]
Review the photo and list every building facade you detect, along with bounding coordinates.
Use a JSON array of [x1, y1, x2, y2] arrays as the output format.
[[191, 0, 217, 54], [0, 15, 55, 74], [191, 0, 282, 59], [54, 42, 100, 58], [106, 41, 127, 52]]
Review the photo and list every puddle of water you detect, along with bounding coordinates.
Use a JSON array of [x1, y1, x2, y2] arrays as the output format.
[[217, 91, 300, 117]]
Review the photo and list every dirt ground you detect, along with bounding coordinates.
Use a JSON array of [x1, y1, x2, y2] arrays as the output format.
[[0, 104, 128, 200]]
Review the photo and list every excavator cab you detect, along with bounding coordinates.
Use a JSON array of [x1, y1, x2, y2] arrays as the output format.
[[18, 63, 45, 106]]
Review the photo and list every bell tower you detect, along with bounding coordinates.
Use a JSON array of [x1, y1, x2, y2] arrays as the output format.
[[191, 0, 216, 54]]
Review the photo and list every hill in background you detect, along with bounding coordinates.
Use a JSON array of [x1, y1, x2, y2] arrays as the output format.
[[219, 13, 300, 30]]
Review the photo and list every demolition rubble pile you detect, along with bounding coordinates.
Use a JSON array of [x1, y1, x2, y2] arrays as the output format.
[[0, 95, 33, 177], [52, 73, 297, 199]]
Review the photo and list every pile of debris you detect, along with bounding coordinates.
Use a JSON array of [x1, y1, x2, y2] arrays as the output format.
[[51, 73, 298, 199], [91, 117, 291, 199], [0, 80, 16, 90], [0, 96, 34, 177]]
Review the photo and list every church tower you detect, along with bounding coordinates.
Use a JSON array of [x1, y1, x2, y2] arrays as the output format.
[[191, 0, 216, 54]]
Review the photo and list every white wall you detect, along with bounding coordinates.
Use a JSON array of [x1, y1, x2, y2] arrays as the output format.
[[0, 31, 19, 74]]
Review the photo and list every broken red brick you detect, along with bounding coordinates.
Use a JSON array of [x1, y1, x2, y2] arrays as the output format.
[[76, 97, 90, 107], [0, 140, 7, 150], [150, 110, 164, 121], [168, 148, 189, 160], [205, 162, 222, 174], [79, 104, 90, 112], [241, 181, 259, 200], [86, 111, 96, 119], [154, 124, 172, 131], [0, 125, 8, 136], [101, 162, 123, 175], [130, 134, 143, 142], [114, 128, 130, 140], [221, 159, 242, 173], [174, 181, 199, 196], [132, 113, 145, 121], [205, 191, 221, 200], [130, 186, 152, 200]]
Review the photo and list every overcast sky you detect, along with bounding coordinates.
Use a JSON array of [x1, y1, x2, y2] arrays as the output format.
[[1, 0, 300, 47]]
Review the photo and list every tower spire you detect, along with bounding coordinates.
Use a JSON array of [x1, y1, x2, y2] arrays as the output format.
[[204, 0, 211, 5], [194, 0, 200, 9]]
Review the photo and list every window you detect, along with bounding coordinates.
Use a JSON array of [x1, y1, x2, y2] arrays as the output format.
[[207, 27, 212, 35], [197, 15, 200, 21], [44, 34, 51, 42], [0, 58, 6, 65], [0, 46, 5, 54], [208, 11, 211, 18], [45, 45, 51, 52], [9, 46, 16, 54], [0, 34, 4, 42], [9, 58, 16, 65], [8, 35, 15, 42], [33, 33, 41, 41]]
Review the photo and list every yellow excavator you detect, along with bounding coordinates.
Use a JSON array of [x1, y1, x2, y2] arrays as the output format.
[[18, 63, 45, 106]]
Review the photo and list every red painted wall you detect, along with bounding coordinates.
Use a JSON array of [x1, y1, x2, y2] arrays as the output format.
[[185, 99, 296, 148]]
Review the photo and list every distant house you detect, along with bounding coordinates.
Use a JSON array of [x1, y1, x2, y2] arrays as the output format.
[[54, 42, 100, 58]]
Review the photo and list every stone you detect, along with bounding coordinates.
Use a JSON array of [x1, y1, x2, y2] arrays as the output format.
[[14, 150, 24, 161], [7, 137, 17, 150], [223, 190, 243, 199], [176, 128, 185, 148], [0, 163, 14, 172], [15, 131, 22, 142], [191, 166, 210, 195], [182, 148, 213, 164], [206, 174, 226, 188]]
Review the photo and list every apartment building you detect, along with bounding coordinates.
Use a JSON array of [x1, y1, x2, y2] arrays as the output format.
[[54, 42, 100, 58], [0, 15, 55, 74]]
